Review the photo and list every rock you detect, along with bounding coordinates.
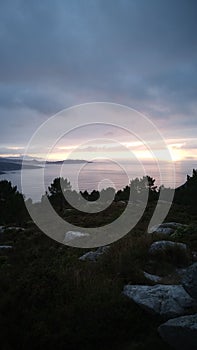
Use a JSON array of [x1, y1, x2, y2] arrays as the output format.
[[123, 284, 196, 318], [192, 251, 197, 262], [150, 226, 174, 235], [149, 222, 186, 235], [161, 222, 186, 229], [115, 201, 127, 207], [0, 245, 12, 249], [143, 271, 162, 283], [79, 246, 110, 262], [0, 226, 25, 233], [158, 313, 197, 350], [182, 263, 197, 300], [6, 226, 25, 231], [119, 200, 127, 205], [149, 240, 187, 254], [63, 231, 89, 243]]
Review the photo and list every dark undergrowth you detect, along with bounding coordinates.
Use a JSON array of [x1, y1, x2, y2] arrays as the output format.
[[0, 200, 196, 350]]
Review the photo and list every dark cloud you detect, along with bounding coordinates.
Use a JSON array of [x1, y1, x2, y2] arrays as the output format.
[[0, 0, 197, 147]]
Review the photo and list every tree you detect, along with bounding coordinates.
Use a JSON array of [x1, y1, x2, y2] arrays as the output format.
[[115, 185, 130, 201], [115, 176, 158, 202], [88, 190, 100, 202], [100, 187, 115, 203], [0, 180, 27, 225], [48, 177, 71, 196], [80, 190, 89, 200], [129, 176, 157, 202], [175, 169, 197, 208], [47, 177, 72, 211]]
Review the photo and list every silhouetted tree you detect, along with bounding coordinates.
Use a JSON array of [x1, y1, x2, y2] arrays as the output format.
[[115, 176, 157, 202], [88, 190, 100, 201], [0, 180, 27, 225], [48, 177, 72, 211], [175, 169, 197, 209], [80, 190, 89, 200], [100, 187, 115, 202]]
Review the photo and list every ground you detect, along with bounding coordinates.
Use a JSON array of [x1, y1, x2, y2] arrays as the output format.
[[0, 200, 196, 350]]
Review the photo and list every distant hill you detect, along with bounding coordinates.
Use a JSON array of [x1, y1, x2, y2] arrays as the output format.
[[46, 159, 92, 164], [0, 157, 91, 174], [0, 158, 42, 173]]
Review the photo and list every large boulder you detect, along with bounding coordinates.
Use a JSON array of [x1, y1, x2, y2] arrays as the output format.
[[149, 240, 187, 254], [158, 313, 197, 350], [182, 263, 197, 300], [79, 246, 110, 262], [149, 222, 186, 235], [123, 284, 196, 318]]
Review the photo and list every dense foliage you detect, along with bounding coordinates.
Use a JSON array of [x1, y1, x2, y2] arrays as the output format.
[[0, 180, 29, 225]]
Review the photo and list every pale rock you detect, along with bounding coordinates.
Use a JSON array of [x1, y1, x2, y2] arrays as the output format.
[[0, 245, 12, 249], [79, 246, 110, 262], [63, 231, 89, 243], [123, 284, 196, 318], [143, 271, 162, 283]]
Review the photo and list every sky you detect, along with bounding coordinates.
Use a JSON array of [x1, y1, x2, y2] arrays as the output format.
[[0, 0, 197, 162]]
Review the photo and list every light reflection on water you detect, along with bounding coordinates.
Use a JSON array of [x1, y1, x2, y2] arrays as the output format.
[[0, 160, 196, 202]]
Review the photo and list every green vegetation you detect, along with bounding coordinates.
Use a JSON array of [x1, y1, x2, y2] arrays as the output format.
[[0, 171, 197, 349]]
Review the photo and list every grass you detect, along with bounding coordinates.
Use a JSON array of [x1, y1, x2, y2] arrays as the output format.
[[0, 200, 196, 350]]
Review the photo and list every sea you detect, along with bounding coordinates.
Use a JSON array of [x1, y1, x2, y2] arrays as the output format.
[[0, 159, 196, 202]]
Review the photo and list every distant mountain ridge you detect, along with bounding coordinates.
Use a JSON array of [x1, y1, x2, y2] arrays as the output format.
[[46, 159, 92, 164], [0, 157, 91, 174], [0, 158, 42, 174]]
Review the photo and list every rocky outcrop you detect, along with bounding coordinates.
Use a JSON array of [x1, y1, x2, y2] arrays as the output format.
[[182, 263, 197, 300], [123, 284, 196, 318], [79, 246, 110, 262], [124, 222, 197, 348], [149, 240, 187, 254], [158, 313, 197, 350]]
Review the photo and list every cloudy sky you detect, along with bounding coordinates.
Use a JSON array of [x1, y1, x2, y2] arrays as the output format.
[[0, 0, 197, 161]]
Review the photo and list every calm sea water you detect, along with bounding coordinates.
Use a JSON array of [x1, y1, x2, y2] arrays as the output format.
[[0, 160, 196, 202]]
